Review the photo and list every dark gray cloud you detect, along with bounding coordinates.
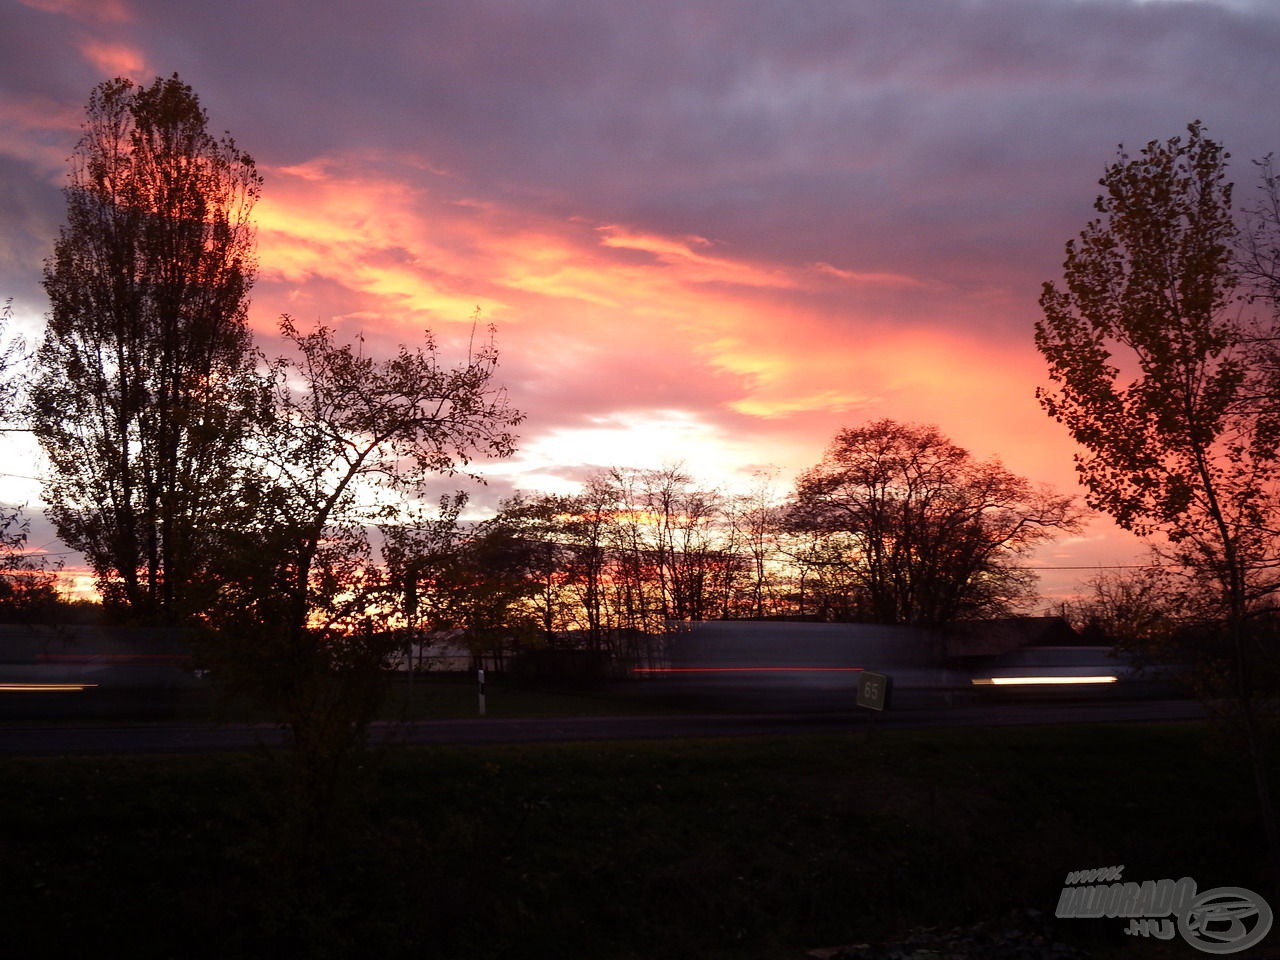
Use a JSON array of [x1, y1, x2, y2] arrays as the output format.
[[11, 1, 1279, 271]]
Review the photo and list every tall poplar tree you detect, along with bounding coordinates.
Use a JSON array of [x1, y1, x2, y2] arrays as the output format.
[[34, 75, 262, 622]]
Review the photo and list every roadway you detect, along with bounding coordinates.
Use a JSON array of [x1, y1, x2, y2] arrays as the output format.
[[0, 698, 1208, 756]]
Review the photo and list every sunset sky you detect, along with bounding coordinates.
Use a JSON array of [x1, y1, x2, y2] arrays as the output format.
[[3, 0, 1280, 603]]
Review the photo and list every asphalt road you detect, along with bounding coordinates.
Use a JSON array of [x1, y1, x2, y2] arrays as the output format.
[[0, 698, 1208, 756]]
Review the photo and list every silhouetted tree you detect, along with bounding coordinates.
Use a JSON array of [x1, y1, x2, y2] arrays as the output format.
[[477, 493, 581, 644], [608, 465, 732, 624], [33, 75, 262, 624], [1036, 122, 1280, 653], [0, 299, 61, 613], [727, 468, 787, 619], [203, 316, 521, 849], [789, 420, 1079, 628], [775, 526, 868, 622], [1061, 565, 1185, 657], [551, 479, 613, 648], [0, 504, 61, 618], [382, 491, 469, 669], [384, 491, 546, 668], [1035, 121, 1280, 891], [1239, 153, 1280, 309], [429, 521, 544, 665], [0, 299, 24, 427]]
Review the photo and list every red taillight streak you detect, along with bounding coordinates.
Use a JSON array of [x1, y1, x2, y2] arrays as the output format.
[[631, 666, 864, 674], [36, 654, 188, 664]]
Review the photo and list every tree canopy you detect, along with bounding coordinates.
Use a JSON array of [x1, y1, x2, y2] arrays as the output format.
[[788, 419, 1079, 628]]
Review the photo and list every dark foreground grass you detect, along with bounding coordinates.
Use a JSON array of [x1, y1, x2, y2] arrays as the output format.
[[0, 722, 1272, 960]]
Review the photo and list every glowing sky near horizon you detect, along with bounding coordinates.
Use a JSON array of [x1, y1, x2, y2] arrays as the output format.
[[3, 0, 1280, 604]]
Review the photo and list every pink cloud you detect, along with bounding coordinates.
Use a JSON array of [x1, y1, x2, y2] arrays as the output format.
[[18, 0, 131, 22], [76, 39, 146, 78], [0, 96, 83, 174]]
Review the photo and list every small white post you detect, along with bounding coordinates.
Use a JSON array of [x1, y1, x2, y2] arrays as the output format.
[[477, 666, 486, 717]]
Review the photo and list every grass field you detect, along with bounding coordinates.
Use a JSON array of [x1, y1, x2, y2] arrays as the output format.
[[0, 720, 1272, 959]]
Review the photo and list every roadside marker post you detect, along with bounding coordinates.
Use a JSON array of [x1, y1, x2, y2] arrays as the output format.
[[856, 670, 891, 738], [478, 667, 486, 717]]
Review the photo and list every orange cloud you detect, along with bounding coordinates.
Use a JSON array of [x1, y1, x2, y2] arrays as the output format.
[[250, 153, 1006, 453], [730, 389, 878, 419], [246, 150, 1098, 527], [254, 161, 503, 325], [253, 154, 826, 342], [598, 226, 795, 289]]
